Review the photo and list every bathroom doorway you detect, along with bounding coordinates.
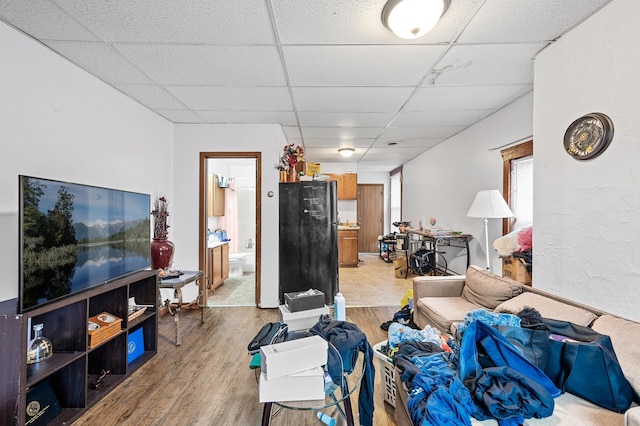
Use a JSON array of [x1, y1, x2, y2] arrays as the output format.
[[199, 152, 261, 306]]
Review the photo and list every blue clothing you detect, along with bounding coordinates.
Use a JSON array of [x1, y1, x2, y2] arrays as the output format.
[[310, 316, 375, 426], [468, 366, 555, 425], [459, 320, 559, 424], [406, 353, 476, 426], [457, 308, 521, 339]]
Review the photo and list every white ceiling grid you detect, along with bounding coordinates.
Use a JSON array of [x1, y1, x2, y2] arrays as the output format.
[[0, 0, 612, 171]]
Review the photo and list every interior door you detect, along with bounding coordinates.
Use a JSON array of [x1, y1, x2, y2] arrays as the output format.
[[357, 184, 384, 253]]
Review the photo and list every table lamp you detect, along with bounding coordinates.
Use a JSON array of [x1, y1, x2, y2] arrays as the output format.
[[467, 190, 514, 271]]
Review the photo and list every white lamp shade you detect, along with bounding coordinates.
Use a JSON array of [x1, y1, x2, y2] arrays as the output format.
[[467, 190, 514, 219], [382, 0, 448, 39]]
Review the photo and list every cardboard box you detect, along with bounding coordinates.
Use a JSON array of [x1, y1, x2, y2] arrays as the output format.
[[393, 258, 408, 279], [284, 289, 325, 312], [127, 328, 144, 364], [503, 256, 532, 286], [278, 304, 329, 331], [259, 366, 325, 403], [88, 312, 122, 348], [260, 335, 327, 380]]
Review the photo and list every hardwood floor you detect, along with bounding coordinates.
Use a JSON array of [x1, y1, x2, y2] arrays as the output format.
[[75, 254, 407, 425]]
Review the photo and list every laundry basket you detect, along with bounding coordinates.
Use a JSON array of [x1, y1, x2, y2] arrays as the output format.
[[373, 341, 396, 407]]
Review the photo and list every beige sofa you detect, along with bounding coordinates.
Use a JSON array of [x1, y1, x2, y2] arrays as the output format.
[[394, 265, 640, 425]]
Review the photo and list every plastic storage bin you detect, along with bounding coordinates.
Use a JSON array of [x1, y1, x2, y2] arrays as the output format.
[[373, 341, 396, 407]]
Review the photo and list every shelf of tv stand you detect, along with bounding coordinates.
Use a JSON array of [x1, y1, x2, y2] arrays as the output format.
[[0, 269, 159, 426]]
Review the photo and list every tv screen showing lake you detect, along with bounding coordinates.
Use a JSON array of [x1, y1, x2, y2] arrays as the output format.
[[20, 176, 151, 312]]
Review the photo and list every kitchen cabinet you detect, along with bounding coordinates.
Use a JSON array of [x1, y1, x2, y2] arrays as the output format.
[[338, 229, 359, 267], [206, 242, 229, 289], [207, 174, 226, 216], [327, 173, 357, 200]]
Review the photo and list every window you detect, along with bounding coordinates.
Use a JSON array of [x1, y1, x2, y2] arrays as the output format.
[[501, 141, 533, 234], [510, 156, 533, 229]]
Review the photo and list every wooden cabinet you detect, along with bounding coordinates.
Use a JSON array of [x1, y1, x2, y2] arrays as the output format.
[[327, 173, 357, 200], [338, 229, 359, 267], [206, 243, 230, 289], [0, 270, 158, 426], [207, 174, 226, 216]]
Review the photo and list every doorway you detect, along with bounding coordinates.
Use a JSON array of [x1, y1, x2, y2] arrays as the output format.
[[199, 152, 262, 306], [357, 184, 384, 253]]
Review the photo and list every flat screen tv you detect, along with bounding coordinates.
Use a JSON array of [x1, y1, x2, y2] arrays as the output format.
[[19, 175, 151, 313]]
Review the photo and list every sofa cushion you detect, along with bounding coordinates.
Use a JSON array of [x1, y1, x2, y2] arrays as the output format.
[[592, 314, 640, 397], [415, 296, 479, 334], [494, 292, 597, 327], [461, 266, 523, 310]]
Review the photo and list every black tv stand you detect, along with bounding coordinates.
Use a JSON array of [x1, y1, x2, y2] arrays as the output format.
[[0, 269, 158, 425]]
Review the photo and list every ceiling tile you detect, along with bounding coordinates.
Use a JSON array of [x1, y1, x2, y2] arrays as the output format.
[[373, 137, 444, 148], [458, 0, 612, 43], [284, 45, 447, 86], [113, 84, 186, 109], [197, 111, 298, 126], [54, 0, 275, 44], [282, 126, 302, 139], [297, 112, 395, 128], [301, 126, 383, 139], [115, 45, 286, 86], [166, 86, 293, 111], [427, 43, 546, 86], [45, 41, 154, 84], [271, 0, 483, 44], [292, 87, 414, 112], [155, 109, 205, 123], [302, 139, 376, 148], [381, 126, 464, 139], [366, 146, 429, 156], [391, 110, 494, 127], [405, 85, 532, 112], [0, 0, 99, 40]]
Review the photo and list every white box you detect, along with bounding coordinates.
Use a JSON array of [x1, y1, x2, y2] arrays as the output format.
[[258, 367, 325, 403], [260, 335, 328, 380], [278, 304, 330, 331]]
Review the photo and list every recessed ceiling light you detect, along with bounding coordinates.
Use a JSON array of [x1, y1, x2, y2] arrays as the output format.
[[381, 0, 449, 40], [338, 148, 355, 158]]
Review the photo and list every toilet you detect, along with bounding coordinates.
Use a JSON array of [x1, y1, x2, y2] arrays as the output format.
[[228, 253, 248, 277]]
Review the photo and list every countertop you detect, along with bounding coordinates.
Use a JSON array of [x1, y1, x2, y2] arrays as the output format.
[[338, 225, 360, 230], [207, 240, 230, 248]]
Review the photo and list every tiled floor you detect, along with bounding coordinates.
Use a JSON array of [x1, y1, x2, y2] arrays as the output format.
[[208, 252, 415, 307]]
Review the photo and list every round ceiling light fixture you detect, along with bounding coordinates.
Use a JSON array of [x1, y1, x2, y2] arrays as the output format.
[[338, 148, 355, 158], [381, 0, 449, 40]]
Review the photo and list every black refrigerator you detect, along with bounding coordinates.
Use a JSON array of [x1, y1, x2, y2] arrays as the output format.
[[279, 181, 339, 306]]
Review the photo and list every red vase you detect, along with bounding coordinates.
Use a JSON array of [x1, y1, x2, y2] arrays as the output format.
[[150, 238, 175, 270]]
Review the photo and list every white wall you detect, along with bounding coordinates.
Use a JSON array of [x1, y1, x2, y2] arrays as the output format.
[[534, 0, 640, 321], [402, 93, 533, 274], [172, 124, 286, 308], [0, 22, 173, 305]]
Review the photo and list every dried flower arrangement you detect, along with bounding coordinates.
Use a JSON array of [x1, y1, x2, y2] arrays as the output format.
[[151, 195, 170, 239], [278, 144, 305, 171]]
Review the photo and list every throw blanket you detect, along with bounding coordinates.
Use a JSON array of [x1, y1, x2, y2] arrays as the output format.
[[310, 315, 375, 426]]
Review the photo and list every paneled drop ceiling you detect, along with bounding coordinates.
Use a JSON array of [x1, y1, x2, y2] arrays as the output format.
[[0, 0, 612, 171]]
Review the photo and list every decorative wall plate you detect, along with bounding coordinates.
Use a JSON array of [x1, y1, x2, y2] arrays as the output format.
[[564, 112, 614, 160]]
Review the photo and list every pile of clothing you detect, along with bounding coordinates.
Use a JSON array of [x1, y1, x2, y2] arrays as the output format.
[[390, 308, 560, 425]]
